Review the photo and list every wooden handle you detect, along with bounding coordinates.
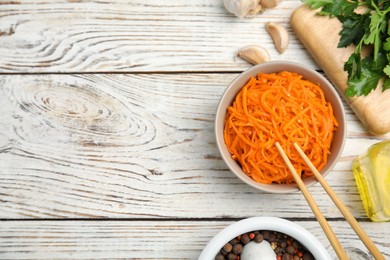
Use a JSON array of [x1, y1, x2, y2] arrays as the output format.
[[275, 142, 349, 260], [293, 142, 385, 260]]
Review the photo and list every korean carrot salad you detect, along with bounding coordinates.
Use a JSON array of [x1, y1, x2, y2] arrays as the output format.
[[223, 71, 338, 184]]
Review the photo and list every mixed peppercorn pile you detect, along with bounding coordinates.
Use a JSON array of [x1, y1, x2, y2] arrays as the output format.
[[215, 230, 315, 260]]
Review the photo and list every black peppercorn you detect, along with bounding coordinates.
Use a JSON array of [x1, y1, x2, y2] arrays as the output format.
[[240, 234, 251, 244], [254, 233, 264, 243], [262, 230, 270, 240], [215, 253, 224, 260], [282, 253, 291, 260], [223, 243, 232, 253], [232, 243, 243, 255], [227, 253, 237, 260], [269, 233, 277, 242], [287, 245, 295, 254]]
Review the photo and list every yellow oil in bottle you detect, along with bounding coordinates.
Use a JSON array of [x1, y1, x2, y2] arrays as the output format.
[[352, 140, 390, 222]]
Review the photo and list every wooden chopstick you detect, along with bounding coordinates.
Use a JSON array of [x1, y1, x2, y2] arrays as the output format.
[[275, 142, 350, 260], [292, 142, 385, 260]]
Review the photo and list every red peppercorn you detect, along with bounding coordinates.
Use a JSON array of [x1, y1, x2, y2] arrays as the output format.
[[277, 256, 282, 260], [249, 233, 255, 239], [297, 251, 303, 257]]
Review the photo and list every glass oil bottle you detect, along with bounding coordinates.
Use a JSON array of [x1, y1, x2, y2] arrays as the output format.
[[352, 140, 390, 222]]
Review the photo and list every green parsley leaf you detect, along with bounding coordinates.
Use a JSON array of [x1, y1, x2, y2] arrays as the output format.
[[346, 58, 383, 96], [384, 78, 390, 91], [304, 0, 390, 97], [344, 52, 362, 81], [363, 12, 388, 60], [384, 37, 390, 51], [338, 14, 369, 48], [384, 65, 390, 77], [302, 0, 333, 9], [319, 0, 357, 17], [346, 55, 388, 96]]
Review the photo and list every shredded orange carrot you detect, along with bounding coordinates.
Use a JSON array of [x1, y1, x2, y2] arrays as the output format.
[[224, 71, 338, 184]]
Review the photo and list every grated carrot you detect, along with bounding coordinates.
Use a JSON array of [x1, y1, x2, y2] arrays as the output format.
[[223, 71, 338, 184]]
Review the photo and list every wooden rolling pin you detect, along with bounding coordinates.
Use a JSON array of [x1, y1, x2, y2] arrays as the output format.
[[290, 5, 390, 135]]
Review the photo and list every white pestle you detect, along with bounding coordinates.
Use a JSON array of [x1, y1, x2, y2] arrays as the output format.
[[240, 240, 276, 260]]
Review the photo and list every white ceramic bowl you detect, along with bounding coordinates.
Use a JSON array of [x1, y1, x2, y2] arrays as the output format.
[[199, 217, 331, 260], [215, 61, 346, 193]]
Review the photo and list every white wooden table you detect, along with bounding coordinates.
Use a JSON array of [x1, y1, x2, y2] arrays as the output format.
[[0, 1, 389, 259]]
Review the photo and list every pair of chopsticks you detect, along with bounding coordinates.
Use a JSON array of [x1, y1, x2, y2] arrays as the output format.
[[275, 142, 384, 260]]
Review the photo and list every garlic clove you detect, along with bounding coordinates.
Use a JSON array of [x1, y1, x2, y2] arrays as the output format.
[[266, 22, 289, 54], [261, 0, 278, 9], [236, 45, 270, 65], [223, 0, 262, 18]]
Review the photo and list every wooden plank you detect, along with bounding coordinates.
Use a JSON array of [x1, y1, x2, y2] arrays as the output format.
[[1, 73, 389, 219], [0, 220, 389, 259], [0, 0, 316, 73]]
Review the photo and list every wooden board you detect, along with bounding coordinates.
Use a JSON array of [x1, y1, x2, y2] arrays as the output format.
[[0, 220, 389, 259], [290, 5, 390, 135], [0, 0, 313, 73], [1, 74, 387, 219]]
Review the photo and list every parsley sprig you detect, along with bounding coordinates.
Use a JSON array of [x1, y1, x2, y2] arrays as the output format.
[[303, 0, 390, 97]]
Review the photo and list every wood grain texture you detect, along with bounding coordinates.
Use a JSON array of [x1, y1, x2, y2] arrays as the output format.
[[1, 74, 389, 219], [1, 1, 389, 258], [0, 0, 316, 73], [0, 220, 389, 259]]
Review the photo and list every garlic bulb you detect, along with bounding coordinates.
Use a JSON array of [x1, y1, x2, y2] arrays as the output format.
[[223, 0, 262, 18]]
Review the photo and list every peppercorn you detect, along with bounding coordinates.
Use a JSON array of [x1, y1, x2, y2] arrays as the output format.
[[248, 232, 255, 239], [282, 253, 291, 260], [227, 253, 237, 260], [287, 245, 295, 254], [230, 238, 238, 245], [269, 233, 277, 242], [223, 243, 232, 253], [215, 253, 224, 260], [232, 244, 243, 255], [254, 233, 264, 243], [274, 246, 282, 254], [240, 234, 250, 244], [303, 252, 314, 260]]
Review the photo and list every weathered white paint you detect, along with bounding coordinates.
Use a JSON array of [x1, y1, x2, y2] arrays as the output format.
[[0, 74, 388, 219], [0, 0, 389, 259], [0, 220, 388, 259], [0, 0, 315, 72]]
